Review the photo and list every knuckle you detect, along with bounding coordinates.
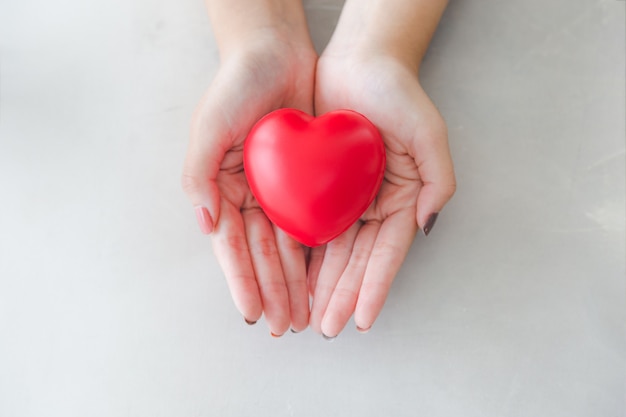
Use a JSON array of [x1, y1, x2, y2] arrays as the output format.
[[223, 234, 249, 256], [447, 181, 457, 199], [231, 273, 258, 289], [312, 280, 336, 295], [249, 237, 279, 258], [260, 279, 288, 297], [180, 171, 203, 196], [278, 233, 305, 252], [371, 240, 403, 261], [349, 248, 371, 269], [360, 279, 391, 298], [308, 247, 325, 263], [327, 237, 353, 254], [439, 178, 457, 201], [285, 271, 308, 287], [331, 286, 359, 306]]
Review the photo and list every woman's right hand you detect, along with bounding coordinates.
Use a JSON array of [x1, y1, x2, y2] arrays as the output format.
[[182, 24, 317, 336]]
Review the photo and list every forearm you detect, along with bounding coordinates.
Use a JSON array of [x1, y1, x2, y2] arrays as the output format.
[[326, 0, 448, 71], [205, 0, 312, 57]]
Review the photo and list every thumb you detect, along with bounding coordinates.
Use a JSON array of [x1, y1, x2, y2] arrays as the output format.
[[181, 94, 231, 234], [412, 126, 456, 236]]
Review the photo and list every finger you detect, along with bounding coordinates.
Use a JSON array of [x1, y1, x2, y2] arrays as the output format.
[[411, 125, 456, 234], [309, 223, 360, 334], [243, 208, 291, 336], [274, 226, 310, 333], [211, 200, 262, 323], [320, 221, 380, 338], [306, 245, 326, 297], [355, 209, 417, 332]]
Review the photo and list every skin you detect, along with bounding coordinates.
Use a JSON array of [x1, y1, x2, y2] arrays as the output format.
[[309, 0, 456, 337], [182, 0, 456, 338]]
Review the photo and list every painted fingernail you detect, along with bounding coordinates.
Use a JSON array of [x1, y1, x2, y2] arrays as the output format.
[[322, 333, 336, 342], [423, 212, 439, 236], [244, 317, 257, 326], [271, 332, 284, 338], [356, 325, 371, 334], [194, 206, 213, 234]]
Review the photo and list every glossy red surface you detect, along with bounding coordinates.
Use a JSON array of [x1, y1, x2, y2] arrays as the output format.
[[243, 108, 386, 247]]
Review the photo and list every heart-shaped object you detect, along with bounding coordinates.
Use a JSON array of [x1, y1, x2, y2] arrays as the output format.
[[243, 108, 386, 247]]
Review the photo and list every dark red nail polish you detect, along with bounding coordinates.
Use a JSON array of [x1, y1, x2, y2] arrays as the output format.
[[423, 212, 439, 236], [356, 325, 371, 334], [244, 318, 257, 325], [271, 332, 284, 338]]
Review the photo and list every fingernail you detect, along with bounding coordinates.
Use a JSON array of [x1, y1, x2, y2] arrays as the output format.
[[271, 332, 284, 338], [423, 212, 439, 236], [244, 317, 257, 326], [356, 325, 371, 334], [194, 206, 213, 234], [290, 328, 299, 334], [322, 333, 336, 342]]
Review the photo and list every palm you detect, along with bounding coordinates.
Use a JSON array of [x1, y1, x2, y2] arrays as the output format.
[[316, 55, 446, 216], [213, 50, 314, 211]]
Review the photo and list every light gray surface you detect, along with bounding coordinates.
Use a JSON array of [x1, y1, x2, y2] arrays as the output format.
[[1, 0, 624, 416]]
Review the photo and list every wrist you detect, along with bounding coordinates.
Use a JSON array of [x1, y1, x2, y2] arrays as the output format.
[[321, 41, 421, 81], [323, 0, 448, 73], [324, 39, 421, 75], [207, 0, 314, 61]]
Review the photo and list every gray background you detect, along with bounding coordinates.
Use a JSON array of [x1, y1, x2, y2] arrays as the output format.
[[1, 0, 624, 416]]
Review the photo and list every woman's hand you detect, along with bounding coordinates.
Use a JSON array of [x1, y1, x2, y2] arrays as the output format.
[[309, 41, 456, 338], [182, 2, 317, 336]]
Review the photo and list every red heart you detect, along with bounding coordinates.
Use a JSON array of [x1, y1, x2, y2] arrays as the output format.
[[243, 108, 386, 247]]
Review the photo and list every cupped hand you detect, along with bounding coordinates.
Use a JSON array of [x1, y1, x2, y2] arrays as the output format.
[[182, 35, 317, 336], [309, 52, 456, 338]]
